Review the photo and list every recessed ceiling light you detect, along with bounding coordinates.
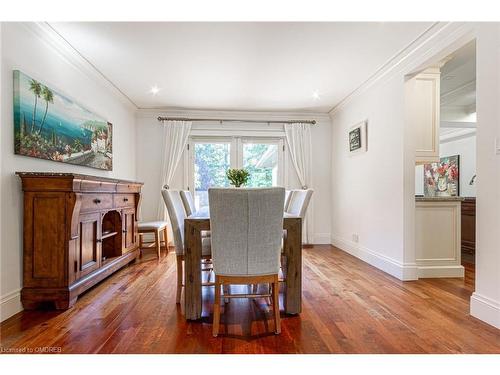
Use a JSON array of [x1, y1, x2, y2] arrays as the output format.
[[150, 85, 160, 95], [312, 90, 320, 100]]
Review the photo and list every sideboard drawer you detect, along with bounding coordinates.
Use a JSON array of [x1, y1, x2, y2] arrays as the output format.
[[114, 194, 135, 208], [81, 194, 113, 212]]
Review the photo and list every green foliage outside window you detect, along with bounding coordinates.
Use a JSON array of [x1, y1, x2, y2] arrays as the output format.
[[194, 142, 276, 192]]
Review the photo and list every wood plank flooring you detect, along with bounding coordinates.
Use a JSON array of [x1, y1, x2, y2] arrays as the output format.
[[1, 245, 499, 353]]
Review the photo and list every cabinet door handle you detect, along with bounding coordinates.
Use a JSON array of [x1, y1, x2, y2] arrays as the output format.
[[93, 198, 101, 204], [123, 198, 129, 202], [74, 260, 78, 273]]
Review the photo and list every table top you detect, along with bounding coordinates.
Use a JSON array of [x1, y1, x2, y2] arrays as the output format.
[[186, 206, 300, 220]]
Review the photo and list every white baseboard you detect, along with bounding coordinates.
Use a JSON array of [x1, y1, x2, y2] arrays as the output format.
[[470, 292, 500, 329], [331, 234, 418, 281], [313, 233, 331, 244], [417, 265, 465, 278], [1, 289, 22, 322]]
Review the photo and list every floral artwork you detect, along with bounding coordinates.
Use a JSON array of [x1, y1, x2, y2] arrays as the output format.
[[424, 155, 460, 197], [13, 70, 112, 170]]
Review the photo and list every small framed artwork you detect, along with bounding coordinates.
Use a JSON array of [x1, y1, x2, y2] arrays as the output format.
[[349, 120, 367, 155]]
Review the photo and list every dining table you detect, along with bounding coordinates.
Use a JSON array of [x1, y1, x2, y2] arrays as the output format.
[[183, 206, 302, 320]]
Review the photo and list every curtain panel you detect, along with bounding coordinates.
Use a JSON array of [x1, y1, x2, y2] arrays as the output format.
[[284, 123, 314, 244], [157, 120, 192, 220]]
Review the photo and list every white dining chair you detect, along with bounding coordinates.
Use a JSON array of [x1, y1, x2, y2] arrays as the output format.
[[209, 187, 285, 337], [286, 189, 314, 219], [280, 189, 314, 292], [284, 190, 292, 211], [162, 189, 212, 304], [180, 189, 211, 238], [180, 190, 196, 216]]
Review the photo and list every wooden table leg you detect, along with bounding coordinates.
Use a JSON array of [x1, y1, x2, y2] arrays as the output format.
[[184, 221, 203, 320], [284, 218, 302, 314]]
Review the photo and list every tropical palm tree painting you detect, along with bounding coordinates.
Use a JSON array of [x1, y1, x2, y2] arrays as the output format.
[[13, 70, 112, 170]]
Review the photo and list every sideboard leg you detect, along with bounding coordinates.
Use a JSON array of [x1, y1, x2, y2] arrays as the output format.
[[22, 299, 40, 310], [54, 297, 77, 310]]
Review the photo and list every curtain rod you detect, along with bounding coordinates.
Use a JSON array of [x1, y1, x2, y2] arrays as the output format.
[[157, 116, 316, 125]]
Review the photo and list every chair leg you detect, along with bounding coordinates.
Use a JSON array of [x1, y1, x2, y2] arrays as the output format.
[[163, 227, 169, 253], [224, 284, 230, 304], [213, 277, 221, 337], [272, 275, 281, 334], [176, 255, 183, 304], [139, 233, 143, 258], [154, 229, 161, 259]]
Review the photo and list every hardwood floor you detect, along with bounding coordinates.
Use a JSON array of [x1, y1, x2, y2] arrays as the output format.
[[1, 245, 499, 354]]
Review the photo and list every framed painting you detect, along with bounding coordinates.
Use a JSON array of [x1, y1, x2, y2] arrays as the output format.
[[13, 70, 113, 171], [424, 155, 460, 197], [349, 120, 367, 155]]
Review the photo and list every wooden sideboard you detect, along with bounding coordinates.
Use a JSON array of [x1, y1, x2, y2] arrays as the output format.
[[17, 172, 143, 310], [461, 197, 476, 256]]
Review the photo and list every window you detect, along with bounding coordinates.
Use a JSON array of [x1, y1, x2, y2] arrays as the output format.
[[193, 141, 231, 210], [188, 137, 284, 210], [242, 141, 279, 187]]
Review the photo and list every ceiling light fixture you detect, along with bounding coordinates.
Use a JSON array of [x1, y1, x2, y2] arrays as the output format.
[[150, 85, 160, 95], [312, 90, 320, 100]]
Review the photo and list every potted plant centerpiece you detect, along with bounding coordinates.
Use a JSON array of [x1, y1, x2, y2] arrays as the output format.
[[226, 168, 250, 188]]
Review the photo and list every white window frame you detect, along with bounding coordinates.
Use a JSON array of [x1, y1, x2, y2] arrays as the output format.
[[185, 136, 285, 192]]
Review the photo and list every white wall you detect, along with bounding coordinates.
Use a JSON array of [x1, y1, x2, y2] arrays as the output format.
[[415, 134, 477, 197], [330, 73, 412, 279], [470, 24, 500, 328], [0, 23, 137, 322], [330, 22, 500, 328], [135, 110, 332, 244]]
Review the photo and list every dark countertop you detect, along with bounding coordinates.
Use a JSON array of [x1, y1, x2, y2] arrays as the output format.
[[415, 196, 465, 202]]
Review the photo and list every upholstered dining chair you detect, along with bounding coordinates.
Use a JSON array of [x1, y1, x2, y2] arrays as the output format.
[[209, 187, 285, 337], [284, 190, 292, 211], [162, 189, 212, 303], [279, 189, 314, 294], [180, 190, 196, 216], [180, 189, 211, 238], [285, 189, 313, 219]]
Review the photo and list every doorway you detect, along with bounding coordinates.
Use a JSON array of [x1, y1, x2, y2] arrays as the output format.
[[411, 40, 477, 278]]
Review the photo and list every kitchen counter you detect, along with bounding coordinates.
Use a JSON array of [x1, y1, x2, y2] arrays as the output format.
[[415, 198, 464, 278]]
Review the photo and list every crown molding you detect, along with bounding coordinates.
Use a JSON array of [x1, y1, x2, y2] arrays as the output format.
[[440, 128, 476, 143], [136, 107, 332, 123], [21, 22, 138, 111], [329, 22, 476, 117]]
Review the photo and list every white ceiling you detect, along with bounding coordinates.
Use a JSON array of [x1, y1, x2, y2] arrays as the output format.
[[50, 22, 433, 112], [439, 40, 476, 140], [441, 40, 476, 108]]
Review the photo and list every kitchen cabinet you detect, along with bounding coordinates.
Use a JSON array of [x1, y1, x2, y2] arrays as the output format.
[[406, 67, 441, 164]]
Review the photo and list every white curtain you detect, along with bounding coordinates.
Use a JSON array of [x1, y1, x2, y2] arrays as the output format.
[[157, 120, 192, 220], [284, 123, 313, 244]]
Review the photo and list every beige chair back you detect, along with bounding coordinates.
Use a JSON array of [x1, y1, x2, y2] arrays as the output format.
[[284, 190, 292, 211], [161, 189, 187, 255], [208, 188, 285, 276], [180, 190, 196, 216], [286, 189, 313, 218]]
